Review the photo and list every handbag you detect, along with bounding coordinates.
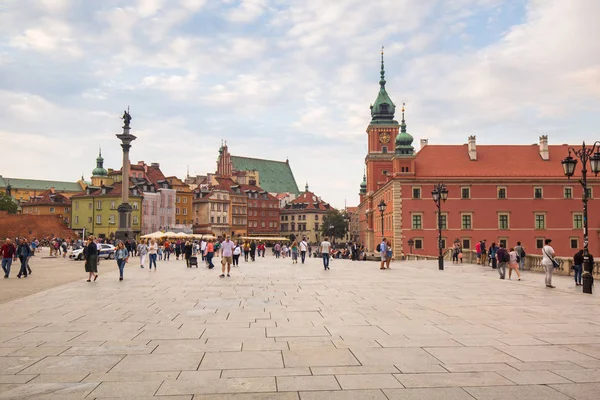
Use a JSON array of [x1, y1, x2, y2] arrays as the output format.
[[543, 247, 560, 269]]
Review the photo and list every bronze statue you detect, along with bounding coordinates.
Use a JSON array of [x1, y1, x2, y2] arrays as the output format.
[[121, 109, 132, 128]]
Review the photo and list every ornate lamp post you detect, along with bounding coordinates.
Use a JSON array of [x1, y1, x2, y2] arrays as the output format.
[[431, 183, 449, 270], [562, 142, 600, 294], [115, 109, 137, 241], [377, 200, 386, 239], [343, 215, 350, 241]]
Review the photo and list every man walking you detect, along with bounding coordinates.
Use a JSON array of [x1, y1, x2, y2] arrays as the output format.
[[220, 236, 235, 278], [481, 239, 488, 266], [16, 238, 31, 279], [515, 241, 525, 271], [200, 239, 207, 262], [320, 237, 332, 270], [300, 238, 308, 264], [542, 238, 556, 288], [250, 240, 257, 262], [495, 243, 509, 280], [1, 238, 16, 278], [379, 238, 387, 270]]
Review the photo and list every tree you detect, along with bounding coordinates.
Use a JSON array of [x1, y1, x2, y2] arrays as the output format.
[[0, 193, 18, 214], [320, 210, 347, 241]]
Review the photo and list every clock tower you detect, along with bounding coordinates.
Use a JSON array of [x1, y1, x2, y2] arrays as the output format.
[[365, 48, 399, 193]]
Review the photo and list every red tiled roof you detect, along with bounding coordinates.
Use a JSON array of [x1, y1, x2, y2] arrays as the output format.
[[71, 182, 140, 197], [287, 190, 331, 210], [414, 144, 586, 178], [346, 206, 358, 213], [146, 165, 166, 184], [21, 189, 72, 207]]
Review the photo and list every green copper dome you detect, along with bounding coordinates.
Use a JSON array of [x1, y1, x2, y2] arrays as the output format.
[[395, 107, 414, 155], [92, 148, 108, 177], [359, 173, 367, 194], [370, 49, 398, 125]]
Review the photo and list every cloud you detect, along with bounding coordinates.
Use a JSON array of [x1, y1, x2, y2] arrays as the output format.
[[226, 0, 268, 22]]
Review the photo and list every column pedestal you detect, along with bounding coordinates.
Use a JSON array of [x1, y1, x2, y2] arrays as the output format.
[[115, 203, 134, 241]]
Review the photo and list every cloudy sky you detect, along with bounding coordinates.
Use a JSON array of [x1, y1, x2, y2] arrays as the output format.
[[1, 0, 599, 208]]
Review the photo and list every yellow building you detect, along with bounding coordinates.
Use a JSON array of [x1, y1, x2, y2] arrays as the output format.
[[165, 176, 193, 227], [0, 176, 85, 204], [280, 185, 333, 244], [71, 183, 142, 239]]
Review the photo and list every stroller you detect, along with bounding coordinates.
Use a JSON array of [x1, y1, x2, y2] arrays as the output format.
[[189, 256, 198, 268]]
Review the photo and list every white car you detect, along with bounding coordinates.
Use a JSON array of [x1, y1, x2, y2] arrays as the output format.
[[70, 244, 116, 261]]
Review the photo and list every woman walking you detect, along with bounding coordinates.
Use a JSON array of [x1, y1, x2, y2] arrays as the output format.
[[205, 239, 215, 269], [291, 241, 299, 264], [115, 241, 129, 281], [184, 241, 193, 268], [138, 239, 148, 269], [489, 242, 498, 269], [148, 239, 158, 270], [85, 236, 98, 282], [385, 239, 393, 269], [233, 242, 241, 266], [508, 247, 521, 281]]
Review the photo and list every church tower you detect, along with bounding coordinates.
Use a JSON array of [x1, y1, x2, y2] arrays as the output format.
[[216, 141, 233, 178], [365, 48, 399, 193], [91, 147, 111, 187]]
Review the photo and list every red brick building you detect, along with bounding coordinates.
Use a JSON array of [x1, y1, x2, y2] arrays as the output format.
[[358, 53, 599, 257]]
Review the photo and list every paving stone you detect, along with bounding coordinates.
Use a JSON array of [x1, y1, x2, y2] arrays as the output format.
[[394, 372, 514, 388], [465, 384, 573, 400], [298, 389, 388, 400], [310, 366, 399, 375], [18, 355, 122, 375], [61, 345, 155, 356], [0, 375, 36, 384], [0, 356, 42, 374], [277, 375, 340, 391], [282, 349, 359, 367], [499, 345, 599, 363], [200, 351, 283, 369], [157, 377, 276, 395], [31, 373, 89, 383], [424, 346, 520, 364], [383, 387, 476, 400], [7, 346, 70, 357], [194, 394, 298, 400], [552, 368, 600, 383], [84, 371, 179, 382], [222, 368, 311, 378], [177, 370, 222, 380], [550, 383, 600, 400], [350, 347, 439, 367], [267, 327, 330, 338], [89, 380, 163, 398], [508, 361, 583, 371], [110, 353, 203, 372], [498, 370, 572, 384], [0, 382, 98, 399], [336, 373, 404, 389]]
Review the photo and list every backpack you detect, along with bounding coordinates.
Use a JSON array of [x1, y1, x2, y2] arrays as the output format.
[[376, 244, 381, 252], [503, 251, 510, 263]]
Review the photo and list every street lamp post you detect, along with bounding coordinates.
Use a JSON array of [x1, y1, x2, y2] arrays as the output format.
[[377, 200, 386, 239], [431, 183, 449, 271], [561, 142, 600, 294]]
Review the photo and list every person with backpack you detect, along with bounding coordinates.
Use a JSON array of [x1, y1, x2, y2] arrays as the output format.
[[489, 242, 498, 269], [508, 247, 521, 281], [515, 241, 526, 270], [495, 243, 509, 280]]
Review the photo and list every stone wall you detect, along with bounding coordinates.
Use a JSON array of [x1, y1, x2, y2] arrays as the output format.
[[0, 211, 75, 239]]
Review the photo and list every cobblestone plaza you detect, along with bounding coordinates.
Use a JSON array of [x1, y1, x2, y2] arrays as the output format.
[[0, 254, 599, 399]]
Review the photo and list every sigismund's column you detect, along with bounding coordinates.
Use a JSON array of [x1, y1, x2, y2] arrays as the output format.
[[115, 109, 137, 241]]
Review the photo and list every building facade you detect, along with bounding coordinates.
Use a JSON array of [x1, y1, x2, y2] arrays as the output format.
[[0, 176, 85, 204], [280, 185, 333, 243], [192, 186, 231, 237], [165, 176, 194, 232], [346, 206, 360, 242], [357, 52, 600, 257], [21, 189, 72, 225], [71, 183, 142, 239]]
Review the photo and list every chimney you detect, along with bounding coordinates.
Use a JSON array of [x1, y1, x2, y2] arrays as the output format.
[[468, 135, 477, 161], [539, 135, 549, 160], [420, 138, 428, 149], [151, 163, 160, 168]]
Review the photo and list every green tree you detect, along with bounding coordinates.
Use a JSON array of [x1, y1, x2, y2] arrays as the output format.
[[0, 193, 18, 214], [320, 210, 347, 240]]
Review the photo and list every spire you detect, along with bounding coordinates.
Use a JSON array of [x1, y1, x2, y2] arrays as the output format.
[[93, 145, 108, 177], [99, 145, 102, 158], [395, 102, 414, 156], [379, 45, 386, 89], [400, 102, 407, 133], [305, 182, 309, 192]]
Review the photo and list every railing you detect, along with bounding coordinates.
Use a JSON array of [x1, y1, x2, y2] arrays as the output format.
[[440, 249, 600, 277]]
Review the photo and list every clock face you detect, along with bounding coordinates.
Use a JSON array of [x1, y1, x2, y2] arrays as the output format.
[[379, 131, 390, 144]]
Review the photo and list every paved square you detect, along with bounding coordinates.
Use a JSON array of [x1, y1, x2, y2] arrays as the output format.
[[0, 253, 598, 399]]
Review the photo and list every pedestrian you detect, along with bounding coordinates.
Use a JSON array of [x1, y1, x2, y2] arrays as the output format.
[[281, 244, 287, 259], [489, 242, 498, 269], [16, 238, 31, 279], [115, 241, 129, 281], [175, 239, 181, 260], [164, 240, 171, 260], [475, 240, 482, 265], [385, 239, 392, 269], [148, 239, 158, 270], [515, 241, 526, 271], [320, 237, 332, 270], [273, 242, 281, 259], [481, 239, 487, 266], [184, 240, 193, 268], [572, 249, 589, 287], [452, 242, 460, 264], [158, 244, 163, 260], [508, 247, 521, 281], [61, 240, 68, 258], [138, 239, 148, 269], [24, 238, 33, 275], [200, 239, 207, 262], [1, 238, 16, 279], [291, 240, 299, 264], [495, 243, 509, 280], [378, 237, 387, 270], [541, 238, 556, 288], [233, 241, 241, 266], [205, 239, 215, 269], [85, 236, 99, 282], [220, 236, 235, 278], [250, 240, 257, 262], [300, 237, 308, 264]]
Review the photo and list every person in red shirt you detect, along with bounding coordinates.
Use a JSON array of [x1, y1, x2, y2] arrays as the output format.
[[1, 238, 17, 278]]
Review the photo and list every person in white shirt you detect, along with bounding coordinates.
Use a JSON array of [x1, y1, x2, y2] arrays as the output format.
[[220, 236, 236, 278], [379, 238, 387, 270], [200, 240, 207, 262], [541, 238, 556, 288], [233, 242, 241, 266], [300, 238, 308, 264], [320, 237, 332, 270]]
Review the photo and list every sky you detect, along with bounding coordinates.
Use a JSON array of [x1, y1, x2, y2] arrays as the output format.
[[1, 0, 600, 208]]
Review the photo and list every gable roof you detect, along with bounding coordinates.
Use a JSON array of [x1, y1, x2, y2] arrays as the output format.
[[21, 189, 72, 207], [71, 182, 141, 198], [230, 156, 300, 195], [0, 176, 83, 192], [414, 144, 583, 178], [284, 190, 331, 211]]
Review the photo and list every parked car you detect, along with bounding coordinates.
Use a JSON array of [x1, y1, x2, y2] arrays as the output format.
[[70, 244, 116, 261]]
